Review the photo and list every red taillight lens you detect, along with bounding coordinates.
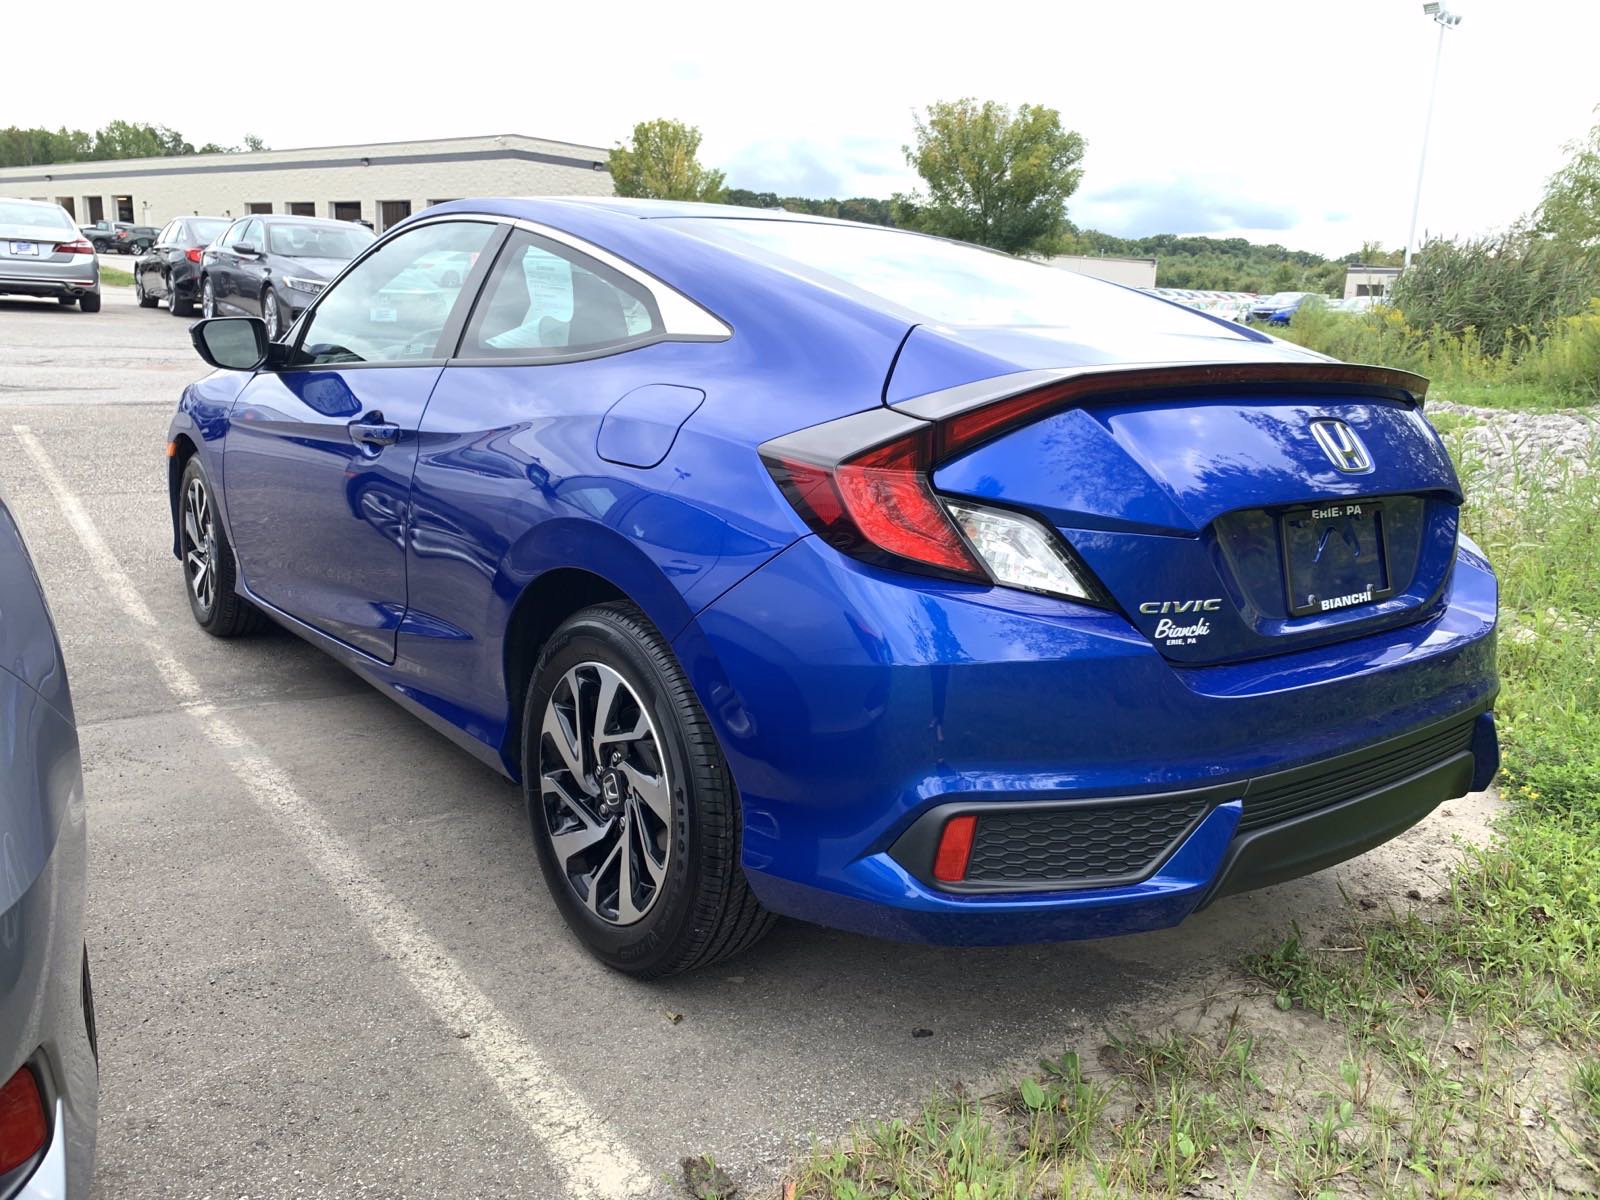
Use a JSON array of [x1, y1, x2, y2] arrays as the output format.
[[764, 426, 982, 581], [186, 247, 203, 264], [53, 239, 94, 255], [932, 815, 978, 883], [0, 1066, 47, 1175]]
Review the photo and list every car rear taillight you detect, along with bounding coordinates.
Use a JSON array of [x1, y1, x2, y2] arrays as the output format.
[[186, 247, 203, 264], [766, 424, 982, 580], [761, 400, 1103, 598], [0, 1066, 47, 1175], [53, 239, 94, 255], [932, 815, 977, 883]]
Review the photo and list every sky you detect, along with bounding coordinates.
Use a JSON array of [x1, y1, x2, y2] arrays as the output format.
[[8, 0, 1598, 256]]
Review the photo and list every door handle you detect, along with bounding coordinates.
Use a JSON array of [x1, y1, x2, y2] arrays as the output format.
[[348, 415, 402, 447]]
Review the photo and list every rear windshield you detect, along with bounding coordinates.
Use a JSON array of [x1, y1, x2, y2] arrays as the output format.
[[187, 218, 229, 245], [665, 217, 1238, 335], [0, 201, 74, 229], [266, 222, 375, 259]]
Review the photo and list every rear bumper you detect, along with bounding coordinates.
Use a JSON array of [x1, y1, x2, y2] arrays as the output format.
[[0, 274, 98, 298], [679, 533, 1499, 946]]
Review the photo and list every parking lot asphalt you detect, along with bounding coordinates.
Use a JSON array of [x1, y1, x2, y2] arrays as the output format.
[[0, 289, 1490, 1198]]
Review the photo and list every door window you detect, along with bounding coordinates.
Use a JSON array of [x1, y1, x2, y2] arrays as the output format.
[[292, 221, 496, 366], [459, 231, 660, 358], [218, 221, 246, 249], [240, 220, 264, 250]]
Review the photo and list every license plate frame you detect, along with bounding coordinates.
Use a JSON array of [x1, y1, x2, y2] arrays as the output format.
[[9, 241, 38, 256], [1280, 499, 1394, 617]]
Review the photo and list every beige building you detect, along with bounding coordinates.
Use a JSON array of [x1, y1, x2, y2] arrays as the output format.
[[1045, 253, 1159, 289], [1344, 264, 1402, 299], [0, 133, 614, 232]]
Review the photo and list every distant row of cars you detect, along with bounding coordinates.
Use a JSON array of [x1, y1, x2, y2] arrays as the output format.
[[1151, 288, 1386, 328], [131, 214, 377, 336]]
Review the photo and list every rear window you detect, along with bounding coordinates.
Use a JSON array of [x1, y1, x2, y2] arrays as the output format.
[[187, 219, 229, 245], [0, 201, 74, 229], [665, 217, 1239, 335]]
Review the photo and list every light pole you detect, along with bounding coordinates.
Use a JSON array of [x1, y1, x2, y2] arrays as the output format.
[[1404, 3, 1462, 271]]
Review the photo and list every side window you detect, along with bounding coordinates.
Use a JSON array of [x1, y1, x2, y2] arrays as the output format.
[[219, 221, 244, 249], [157, 221, 178, 246], [459, 230, 660, 358], [292, 221, 496, 366], [241, 220, 263, 249]]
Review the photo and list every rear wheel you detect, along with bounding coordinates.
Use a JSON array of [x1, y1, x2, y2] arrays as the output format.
[[201, 276, 215, 318], [178, 457, 262, 637], [78, 293, 101, 313], [523, 603, 773, 977], [57, 296, 77, 307], [91, 239, 108, 253], [135, 272, 157, 308], [169, 274, 193, 317]]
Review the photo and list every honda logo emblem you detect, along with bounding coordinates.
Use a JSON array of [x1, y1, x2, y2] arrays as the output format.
[[1309, 419, 1373, 474]]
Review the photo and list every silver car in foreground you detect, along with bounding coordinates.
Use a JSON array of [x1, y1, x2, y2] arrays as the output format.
[[0, 200, 101, 312], [0, 490, 97, 1197]]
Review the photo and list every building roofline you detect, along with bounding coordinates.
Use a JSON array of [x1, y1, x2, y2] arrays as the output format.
[[0, 132, 611, 178]]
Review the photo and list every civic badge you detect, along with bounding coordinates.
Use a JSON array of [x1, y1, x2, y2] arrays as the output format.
[[1309, 418, 1373, 474]]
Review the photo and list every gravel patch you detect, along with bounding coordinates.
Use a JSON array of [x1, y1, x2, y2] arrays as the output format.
[[1429, 400, 1599, 482]]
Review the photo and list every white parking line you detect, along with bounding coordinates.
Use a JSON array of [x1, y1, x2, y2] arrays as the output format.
[[14, 425, 654, 1200]]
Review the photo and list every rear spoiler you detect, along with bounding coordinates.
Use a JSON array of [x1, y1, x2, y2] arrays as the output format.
[[889, 361, 1429, 457]]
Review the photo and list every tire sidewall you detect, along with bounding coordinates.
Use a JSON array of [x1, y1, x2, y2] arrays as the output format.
[[523, 613, 705, 973], [178, 457, 221, 627]]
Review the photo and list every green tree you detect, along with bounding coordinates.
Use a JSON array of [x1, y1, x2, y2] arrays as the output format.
[[1536, 107, 1600, 246], [608, 119, 726, 202], [91, 120, 193, 159], [896, 99, 1086, 254]]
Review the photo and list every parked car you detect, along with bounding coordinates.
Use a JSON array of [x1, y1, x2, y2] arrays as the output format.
[[200, 215, 376, 340], [1267, 293, 1328, 326], [1248, 291, 1315, 322], [133, 216, 231, 316], [0, 199, 101, 311], [79, 220, 159, 255], [165, 199, 1499, 977], [0, 487, 98, 1197]]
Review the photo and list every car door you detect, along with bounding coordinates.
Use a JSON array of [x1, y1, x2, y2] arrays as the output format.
[[234, 219, 267, 314], [148, 221, 178, 297], [209, 220, 244, 311], [221, 217, 504, 662]]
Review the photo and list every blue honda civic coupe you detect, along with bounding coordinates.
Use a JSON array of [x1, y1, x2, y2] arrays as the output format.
[[165, 198, 1498, 977]]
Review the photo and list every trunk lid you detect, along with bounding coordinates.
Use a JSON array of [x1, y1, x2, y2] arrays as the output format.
[[889, 329, 1462, 666]]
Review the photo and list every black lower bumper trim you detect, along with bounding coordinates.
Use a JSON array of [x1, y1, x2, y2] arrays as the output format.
[[1198, 749, 1475, 906]]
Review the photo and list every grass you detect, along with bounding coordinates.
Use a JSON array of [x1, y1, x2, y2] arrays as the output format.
[[99, 266, 134, 287], [786, 423, 1600, 1198]]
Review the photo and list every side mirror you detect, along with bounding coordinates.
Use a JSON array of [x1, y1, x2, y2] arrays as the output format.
[[233, 242, 257, 256], [190, 317, 269, 371]]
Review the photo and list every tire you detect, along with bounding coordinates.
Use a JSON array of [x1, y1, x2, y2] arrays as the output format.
[[78, 293, 101, 313], [177, 457, 263, 637], [131, 240, 150, 255], [92, 239, 108, 253], [135, 272, 157, 308], [262, 288, 282, 341], [523, 603, 773, 978], [201, 276, 216, 319], [169, 275, 193, 317], [57, 296, 77, 307]]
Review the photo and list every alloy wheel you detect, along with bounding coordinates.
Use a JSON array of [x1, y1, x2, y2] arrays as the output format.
[[202, 278, 215, 318], [263, 291, 280, 341], [538, 662, 673, 926], [182, 475, 217, 614]]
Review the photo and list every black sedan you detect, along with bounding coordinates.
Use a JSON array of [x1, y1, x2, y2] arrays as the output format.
[[200, 215, 375, 339], [133, 216, 230, 317]]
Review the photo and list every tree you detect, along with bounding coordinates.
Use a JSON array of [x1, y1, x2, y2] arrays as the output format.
[[91, 120, 193, 159], [895, 99, 1086, 254], [608, 119, 726, 202], [1536, 108, 1600, 246]]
